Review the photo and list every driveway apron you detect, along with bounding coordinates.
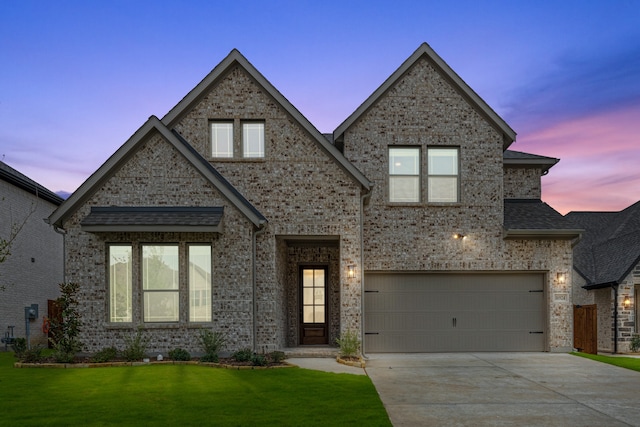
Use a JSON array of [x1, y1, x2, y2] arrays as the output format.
[[365, 353, 640, 426]]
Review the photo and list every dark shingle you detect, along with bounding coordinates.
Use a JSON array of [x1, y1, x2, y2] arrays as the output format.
[[81, 206, 223, 231], [0, 161, 64, 205]]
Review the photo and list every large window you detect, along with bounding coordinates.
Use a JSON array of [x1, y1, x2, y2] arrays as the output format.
[[389, 147, 420, 202], [109, 245, 132, 323], [189, 245, 212, 322], [108, 243, 212, 324], [427, 148, 459, 202], [211, 122, 234, 158], [242, 122, 264, 158], [143, 245, 179, 322]]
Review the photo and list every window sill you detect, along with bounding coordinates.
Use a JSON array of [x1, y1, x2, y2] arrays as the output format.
[[386, 202, 462, 207], [105, 323, 212, 330], [209, 157, 266, 162]]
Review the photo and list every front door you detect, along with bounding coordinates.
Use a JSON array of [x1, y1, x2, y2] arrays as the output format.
[[300, 267, 328, 345]]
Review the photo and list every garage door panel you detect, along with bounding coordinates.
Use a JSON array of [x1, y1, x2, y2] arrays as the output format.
[[364, 273, 545, 352]]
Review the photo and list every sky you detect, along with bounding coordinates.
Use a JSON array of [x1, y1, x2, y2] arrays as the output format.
[[1, 1, 639, 215]]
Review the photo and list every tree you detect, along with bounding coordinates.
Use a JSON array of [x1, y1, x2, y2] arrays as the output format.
[[0, 196, 35, 291]]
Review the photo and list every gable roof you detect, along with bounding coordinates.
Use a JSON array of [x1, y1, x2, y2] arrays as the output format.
[[567, 201, 640, 287], [162, 49, 371, 191], [503, 150, 559, 174], [0, 161, 64, 206], [334, 43, 517, 150], [503, 199, 583, 239], [48, 116, 266, 229]]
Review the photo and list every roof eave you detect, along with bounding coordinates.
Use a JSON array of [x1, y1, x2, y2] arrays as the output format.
[[334, 42, 516, 149], [503, 158, 560, 173], [81, 224, 223, 233]]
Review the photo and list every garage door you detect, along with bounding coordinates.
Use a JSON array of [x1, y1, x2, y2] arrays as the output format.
[[364, 273, 545, 352]]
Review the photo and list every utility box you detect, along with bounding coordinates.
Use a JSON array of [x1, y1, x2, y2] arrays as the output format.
[[25, 304, 38, 320]]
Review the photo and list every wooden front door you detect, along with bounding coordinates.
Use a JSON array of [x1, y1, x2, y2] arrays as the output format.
[[300, 267, 328, 345], [574, 304, 597, 354]]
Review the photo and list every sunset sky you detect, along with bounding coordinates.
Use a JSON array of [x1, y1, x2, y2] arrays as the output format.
[[1, 1, 639, 214]]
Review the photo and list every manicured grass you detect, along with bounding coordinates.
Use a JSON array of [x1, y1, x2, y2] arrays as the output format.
[[572, 352, 640, 372], [0, 352, 390, 426]]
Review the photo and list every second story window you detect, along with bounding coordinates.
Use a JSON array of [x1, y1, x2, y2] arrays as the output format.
[[389, 147, 420, 202], [211, 122, 234, 158], [242, 122, 264, 158], [427, 147, 459, 202]]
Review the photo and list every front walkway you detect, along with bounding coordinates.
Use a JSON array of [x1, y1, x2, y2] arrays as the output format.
[[365, 353, 640, 426]]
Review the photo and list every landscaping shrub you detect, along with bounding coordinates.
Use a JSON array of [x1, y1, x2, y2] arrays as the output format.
[[50, 282, 83, 363], [336, 329, 361, 358], [232, 348, 253, 362], [91, 346, 119, 363], [251, 353, 268, 366], [122, 327, 150, 361], [269, 351, 286, 363], [631, 334, 640, 352], [12, 338, 43, 363], [197, 329, 226, 362], [169, 348, 191, 361]]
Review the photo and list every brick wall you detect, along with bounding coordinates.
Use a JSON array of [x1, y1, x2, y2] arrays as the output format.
[[503, 166, 542, 199], [1, 179, 63, 348], [342, 55, 574, 351]]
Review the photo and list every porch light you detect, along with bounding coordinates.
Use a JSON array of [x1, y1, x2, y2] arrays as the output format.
[[624, 295, 631, 309], [453, 233, 465, 240], [556, 272, 567, 284], [347, 265, 356, 279]]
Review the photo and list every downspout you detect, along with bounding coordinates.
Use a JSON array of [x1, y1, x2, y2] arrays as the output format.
[[360, 189, 372, 359], [613, 284, 619, 354], [50, 222, 67, 282], [252, 223, 267, 353]]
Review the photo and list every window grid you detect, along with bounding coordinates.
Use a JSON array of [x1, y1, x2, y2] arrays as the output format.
[[389, 147, 420, 203], [242, 122, 265, 158], [211, 122, 234, 158]]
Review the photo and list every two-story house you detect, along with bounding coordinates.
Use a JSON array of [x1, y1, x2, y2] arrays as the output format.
[[48, 43, 581, 355]]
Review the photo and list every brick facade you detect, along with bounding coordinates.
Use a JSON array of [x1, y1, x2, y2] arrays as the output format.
[[1, 176, 63, 348]]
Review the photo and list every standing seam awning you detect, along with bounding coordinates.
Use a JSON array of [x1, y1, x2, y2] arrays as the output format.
[[80, 206, 224, 232]]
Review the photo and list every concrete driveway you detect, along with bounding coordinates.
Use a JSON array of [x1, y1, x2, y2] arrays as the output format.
[[365, 353, 640, 426]]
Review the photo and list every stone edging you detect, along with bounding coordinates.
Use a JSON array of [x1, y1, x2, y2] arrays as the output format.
[[336, 356, 366, 368], [14, 360, 295, 370]]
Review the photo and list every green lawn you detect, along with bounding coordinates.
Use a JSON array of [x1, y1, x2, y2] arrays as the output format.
[[0, 352, 390, 426], [572, 352, 640, 372]]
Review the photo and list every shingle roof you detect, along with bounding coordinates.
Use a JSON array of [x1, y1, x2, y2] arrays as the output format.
[[566, 201, 640, 286], [81, 206, 223, 232], [503, 150, 559, 174], [0, 161, 64, 205], [503, 199, 583, 239]]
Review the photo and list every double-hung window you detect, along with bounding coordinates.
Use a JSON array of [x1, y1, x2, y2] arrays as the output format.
[[242, 122, 264, 158], [211, 122, 234, 158], [143, 245, 179, 322], [427, 148, 459, 203], [389, 147, 420, 202]]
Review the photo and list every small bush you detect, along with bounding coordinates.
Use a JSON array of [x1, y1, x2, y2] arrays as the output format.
[[122, 327, 150, 361], [50, 282, 83, 363], [232, 348, 253, 362], [251, 353, 268, 366], [336, 329, 361, 358], [91, 346, 119, 363], [630, 334, 640, 352], [270, 351, 286, 363], [169, 348, 191, 361], [13, 339, 43, 363], [11, 338, 27, 359], [197, 330, 226, 361]]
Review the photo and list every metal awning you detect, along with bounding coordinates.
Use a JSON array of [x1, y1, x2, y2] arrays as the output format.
[[81, 206, 223, 232]]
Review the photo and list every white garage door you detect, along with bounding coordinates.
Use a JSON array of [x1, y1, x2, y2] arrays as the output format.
[[364, 273, 545, 352]]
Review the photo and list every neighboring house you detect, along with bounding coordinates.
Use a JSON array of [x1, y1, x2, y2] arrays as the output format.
[[0, 161, 64, 348], [568, 201, 640, 353], [48, 43, 581, 355]]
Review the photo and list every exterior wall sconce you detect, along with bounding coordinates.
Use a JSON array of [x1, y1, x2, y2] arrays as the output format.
[[453, 233, 465, 240], [347, 265, 356, 279], [624, 295, 631, 309], [557, 272, 567, 284]]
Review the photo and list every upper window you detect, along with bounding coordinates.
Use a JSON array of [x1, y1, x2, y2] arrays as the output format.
[[389, 147, 420, 202], [427, 148, 459, 203], [242, 122, 264, 158], [211, 122, 234, 158]]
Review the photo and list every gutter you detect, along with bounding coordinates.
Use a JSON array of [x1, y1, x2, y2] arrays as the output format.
[[252, 223, 267, 352]]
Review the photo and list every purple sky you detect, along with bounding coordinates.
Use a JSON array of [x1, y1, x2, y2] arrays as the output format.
[[1, 1, 639, 214]]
